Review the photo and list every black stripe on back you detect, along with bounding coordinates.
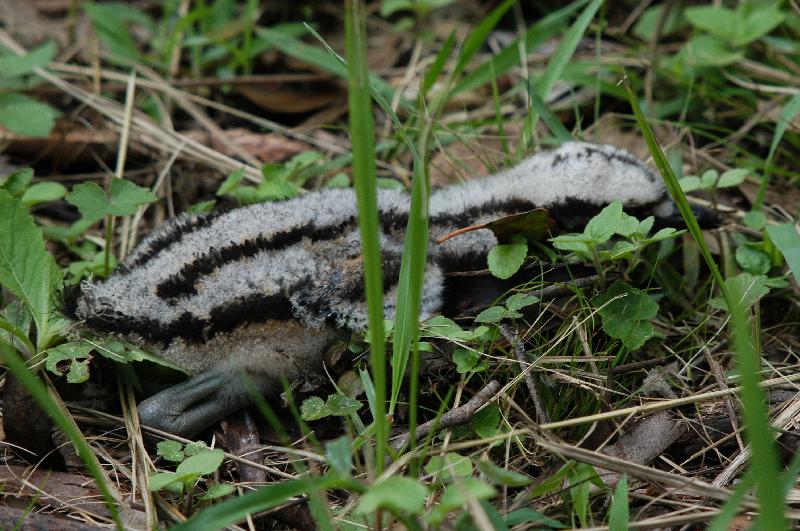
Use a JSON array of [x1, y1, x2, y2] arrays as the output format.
[[118, 210, 226, 274], [155, 216, 359, 302], [430, 197, 539, 231], [84, 292, 296, 346]]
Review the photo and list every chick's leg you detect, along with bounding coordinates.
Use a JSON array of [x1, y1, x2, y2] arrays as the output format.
[[137, 367, 255, 438]]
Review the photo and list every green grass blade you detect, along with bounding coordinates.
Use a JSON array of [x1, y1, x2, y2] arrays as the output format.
[[753, 93, 800, 210], [532, 0, 603, 119], [528, 82, 572, 144], [607, 475, 629, 531], [345, 0, 387, 474], [258, 26, 409, 112], [173, 476, 337, 531], [707, 470, 756, 531], [0, 342, 123, 529], [625, 79, 785, 530], [451, 0, 588, 96], [422, 31, 456, 97], [452, 0, 516, 79]]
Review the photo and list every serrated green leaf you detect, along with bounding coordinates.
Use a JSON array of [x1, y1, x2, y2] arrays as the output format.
[[326, 393, 362, 416], [585, 201, 622, 243], [475, 305, 521, 324], [355, 477, 427, 515], [488, 238, 527, 280], [452, 348, 486, 374], [0, 93, 59, 137], [21, 182, 67, 207], [593, 280, 659, 350], [66, 179, 156, 222], [157, 440, 185, 462], [301, 396, 328, 421], [44, 341, 93, 377], [0, 190, 63, 350]]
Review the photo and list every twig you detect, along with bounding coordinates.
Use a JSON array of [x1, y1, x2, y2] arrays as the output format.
[[499, 325, 549, 423], [390, 380, 500, 451]]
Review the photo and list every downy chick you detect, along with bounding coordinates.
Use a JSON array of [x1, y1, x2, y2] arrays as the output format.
[[70, 142, 679, 437]]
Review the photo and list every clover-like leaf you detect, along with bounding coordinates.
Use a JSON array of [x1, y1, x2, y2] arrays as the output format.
[[593, 280, 659, 350], [66, 178, 157, 223]]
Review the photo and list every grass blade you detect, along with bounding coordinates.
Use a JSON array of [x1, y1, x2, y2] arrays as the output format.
[[625, 78, 785, 530], [345, 0, 387, 473], [766, 223, 800, 281], [451, 0, 588, 96], [753, 93, 800, 210], [0, 342, 123, 529]]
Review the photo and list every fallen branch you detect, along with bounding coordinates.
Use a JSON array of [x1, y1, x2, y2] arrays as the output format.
[[390, 380, 501, 451]]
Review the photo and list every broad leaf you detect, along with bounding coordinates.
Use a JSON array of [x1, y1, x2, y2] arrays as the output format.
[[0, 93, 59, 137], [0, 190, 63, 350]]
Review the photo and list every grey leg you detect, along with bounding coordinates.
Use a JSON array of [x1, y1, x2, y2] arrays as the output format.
[[138, 368, 255, 438]]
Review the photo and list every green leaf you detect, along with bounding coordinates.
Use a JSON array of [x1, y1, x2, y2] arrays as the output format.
[[766, 223, 800, 281], [0, 41, 55, 78], [355, 477, 427, 515], [505, 293, 540, 311], [505, 508, 567, 528], [325, 436, 352, 477], [21, 182, 67, 207], [743, 211, 767, 230], [66, 179, 157, 223], [472, 404, 502, 439], [44, 341, 94, 383], [685, 5, 741, 43], [157, 440, 185, 462], [608, 475, 629, 531], [421, 315, 470, 340], [593, 280, 659, 350], [682, 34, 743, 67], [474, 305, 521, 324], [301, 396, 328, 421], [709, 273, 770, 312], [0, 93, 59, 137], [325, 393, 362, 416], [633, 4, 686, 40], [176, 449, 225, 478], [199, 483, 235, 500], [452, 348, 486, 374], [184, 441, 210, 456], [425, 453, 473, 480], [478, 459, 531, 487], [83, 3, 153, 62], [736, 245, 771, 275], [0, 190, 63, 350], [439, 478, 496, 511], [487, 237, 527, 280], [216, 167, 246, 196], [148, 471, 182, 493], [718, 168, 749, 188], [1, 168, 34, 196], [585, 201, 622, 243]]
